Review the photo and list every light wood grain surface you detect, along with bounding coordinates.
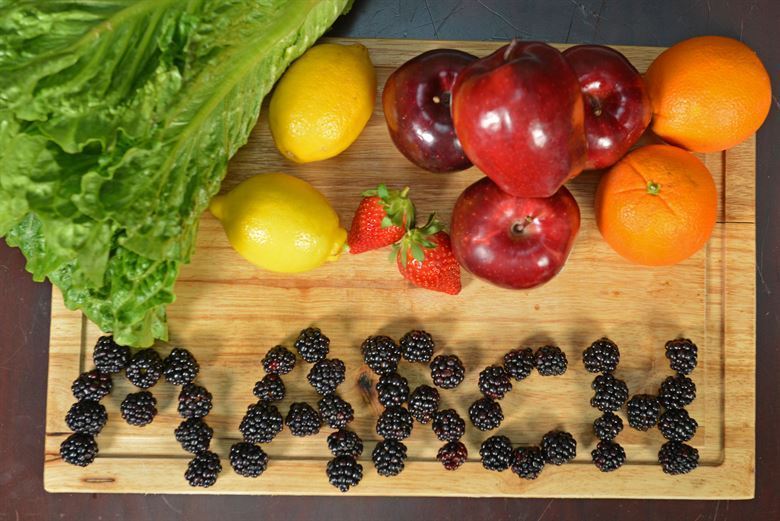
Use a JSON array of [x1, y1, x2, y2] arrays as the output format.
[[44, 38, 755, 498]]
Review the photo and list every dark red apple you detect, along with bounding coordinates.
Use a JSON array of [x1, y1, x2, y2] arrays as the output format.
[[563, 45, 652, 169], [382, 49, 477, 173], [450, 177, 580, 290], [451, 41, 587, 197]]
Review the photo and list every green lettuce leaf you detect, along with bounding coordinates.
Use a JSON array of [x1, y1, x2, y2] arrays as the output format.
[[0, 0, 354, 346]]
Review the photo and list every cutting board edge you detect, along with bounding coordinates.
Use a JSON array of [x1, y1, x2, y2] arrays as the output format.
[[42, 38, 756, 499]]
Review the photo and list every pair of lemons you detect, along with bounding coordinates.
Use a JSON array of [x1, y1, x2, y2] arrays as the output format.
[[211, 43, 375, 273]]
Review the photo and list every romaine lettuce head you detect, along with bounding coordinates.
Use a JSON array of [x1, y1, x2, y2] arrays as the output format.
[[0, 0, 354, 346]]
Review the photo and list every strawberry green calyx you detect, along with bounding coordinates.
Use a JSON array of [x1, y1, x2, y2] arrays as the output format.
[[394, 213, 445, 268], [362, 184, 415, 230]]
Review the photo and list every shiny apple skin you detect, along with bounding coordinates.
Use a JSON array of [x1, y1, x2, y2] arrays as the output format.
[[382, 49, 477, 173], [451, 41, 587, 197], [563, 45, 652, 170], [450, 177, 581, 290]]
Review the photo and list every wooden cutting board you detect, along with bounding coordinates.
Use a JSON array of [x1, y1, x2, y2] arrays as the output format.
[[43, 38, 755, 498]]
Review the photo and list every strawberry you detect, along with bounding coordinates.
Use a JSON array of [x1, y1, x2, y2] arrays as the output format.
[[395, 215, 462, 295], [347, 184, 415, 254]]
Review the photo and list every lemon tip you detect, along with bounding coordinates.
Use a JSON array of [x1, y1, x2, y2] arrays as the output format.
[[326, 227, 348, 262], [209, 195, 226, 220]]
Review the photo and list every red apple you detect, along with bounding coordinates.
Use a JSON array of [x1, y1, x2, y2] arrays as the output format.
[[382, 49, 477, 173], [450, 177, 580, 290], [563, 45, 652, 169], [451, 41, 587, 197]]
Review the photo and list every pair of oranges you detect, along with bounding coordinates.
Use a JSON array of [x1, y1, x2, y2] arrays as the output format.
[[596, 36, 771, 266]]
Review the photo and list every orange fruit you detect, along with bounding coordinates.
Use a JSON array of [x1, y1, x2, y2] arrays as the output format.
[[644, 36, 771, 152], [595, 145, 717, 266]]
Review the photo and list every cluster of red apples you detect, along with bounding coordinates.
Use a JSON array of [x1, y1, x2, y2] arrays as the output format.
[[382, 41, 651, 289]]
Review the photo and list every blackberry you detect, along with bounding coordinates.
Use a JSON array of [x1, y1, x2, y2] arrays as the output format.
[[433, 442, 468, 473], [431, 409, 466, 442], [185, 450, 222, 487], [534, 345, 568, 376], [658, 441, 699, 475], [478, 365, 512, 399], [503, 347, 535, 381], [665, 338, 698, 375], [294, 327, 330, 363], [318, 394, 355, 429], [92, 336, 130, 374], [65, 400, 107, 435], [125, 348, 163, 389], [511, 446, 545, 480], [120, 391, 157, 426], [582, 338, 620, 374], [162, 348, 199, 385], [376, 406, 413, 441], [307, 358, 346, 395], [59, 433, 98, 467], [408, 385, 440, 424], [327, 455, 363, 492], [175, 418, 213, 454], [327, 429, 364, 457], [262, 345, 296, 375], [593, 412, 624, 441], [658, 409, 698, 442], [72, 369, 112, 401], [468, 397, 503, 431], [361, 336, 401, 375], [177, 383, 213, 419], [399, 330, 435, 363], [590, 374, 629, 412], [626, 394, 660, 431], [372, 439, 408, 476], [591, 440, 626, 472], [429, 354, 465, 389], [252, 374, 286, 403], [240, 401, 283, 443], [480, 435, 513, 471], [658, 375, 697, 409], [376, 372, 410, 407], [541, 430, 577, 465], [286, 402, 321, 437], [229, 442, 269, 478]]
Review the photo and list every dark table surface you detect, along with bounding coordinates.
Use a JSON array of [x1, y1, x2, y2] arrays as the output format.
[[2, 1, 778, 519]]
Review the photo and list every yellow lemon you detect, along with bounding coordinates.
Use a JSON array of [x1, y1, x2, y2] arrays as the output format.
[[209, 173, 346, 273], [269, 42, 376, 163]]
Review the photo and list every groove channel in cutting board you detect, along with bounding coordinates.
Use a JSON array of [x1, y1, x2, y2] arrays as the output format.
[[44, 38, 755, 498]]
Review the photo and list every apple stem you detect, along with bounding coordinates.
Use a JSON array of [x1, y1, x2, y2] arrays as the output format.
[[647, 181, 661, 195], [511, 216, 534, 235], [504, 38, 520, 61], [432, 92, 451, 107], [588, 95, 603, 117]]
